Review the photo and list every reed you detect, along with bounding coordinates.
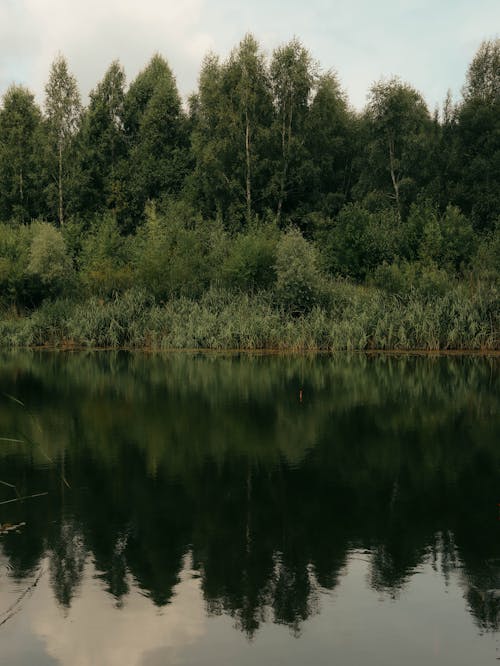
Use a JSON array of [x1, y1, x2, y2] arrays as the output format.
[[0, 283, 497, 351]]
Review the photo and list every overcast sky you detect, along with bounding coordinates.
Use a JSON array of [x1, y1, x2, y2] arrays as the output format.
[[0, 0, 498, 111]]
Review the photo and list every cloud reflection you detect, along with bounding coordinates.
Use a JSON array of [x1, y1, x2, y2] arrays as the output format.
[[31, 554, 206, 666]]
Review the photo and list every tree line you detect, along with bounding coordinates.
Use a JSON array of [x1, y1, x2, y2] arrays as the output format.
[[0, 35, 498, 340], [1, 35, 498, 230]]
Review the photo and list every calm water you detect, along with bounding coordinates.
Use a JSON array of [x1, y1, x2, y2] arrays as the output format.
[[0, 351, 499, 665]]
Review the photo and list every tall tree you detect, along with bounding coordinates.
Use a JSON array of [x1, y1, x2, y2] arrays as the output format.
[[189, 37, 272, 227], [44, 55, 81, 226], [304, 72, 356, 217], [227, 34, 273, 224], [357, 78, 433, 221], [463, 39, 500, 104], [123, 54, 189, 227], [76, 61, 127, 217], [188, 53, 228, 220], [270, 39, 316, 224], [454, 39, 500, 230], [0, 85, 44, 223]]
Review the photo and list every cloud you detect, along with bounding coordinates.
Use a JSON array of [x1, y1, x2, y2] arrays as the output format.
[[0, 0, 212, 104], [0, 0, 498, 110]]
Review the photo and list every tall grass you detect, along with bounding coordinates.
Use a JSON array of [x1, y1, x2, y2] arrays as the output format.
[[0, 283, 497, 351]]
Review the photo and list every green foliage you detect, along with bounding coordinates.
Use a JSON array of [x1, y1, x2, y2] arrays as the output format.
[[76, 61, 127, 218], [79, 215, 132, 296], [0, 37, 497, 350], [304, 73, 355, 216], [27, 222, 73, 294], [188, 36, 274, 227], [356, 77, 434, 218], [319, 203, 399, 280], [451, 39, 500, 230], [123, 55, 189, 226], [134, 201, 220, 300], [371, 260, 453, 298], [44, 55, 82, 225], [270, 39, 317, 223], [402, 200, 475, 271], [221, 223, 278, 292], [0, 85, 44, 223], [471, 223, 500, 284], [275, 227, 324, 313], [463, 38, 499, 104], [0, 223, 32, 306], [0, 283, 496, 350]]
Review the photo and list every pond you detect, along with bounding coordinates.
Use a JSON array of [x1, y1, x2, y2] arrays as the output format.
[[0, 351, 499, 665]]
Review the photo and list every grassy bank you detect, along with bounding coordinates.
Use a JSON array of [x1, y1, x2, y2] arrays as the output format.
[[0, 283, 497, 351]]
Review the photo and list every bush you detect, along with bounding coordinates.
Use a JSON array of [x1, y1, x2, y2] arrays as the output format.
[[418, 204, 475, 271], [319, 203, 399, 280], [0, 223, 32, 307], [470, 222, 500, 284], [372, 260, 453, 298], [133, 202, 222, 300], [275, 228, 324, 314], [27, 222, 73, 296], [79, 215, 133, 297], [221, 224, 278, 293]]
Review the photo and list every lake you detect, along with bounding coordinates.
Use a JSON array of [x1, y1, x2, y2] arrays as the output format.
[[0, 351, 499, 665]]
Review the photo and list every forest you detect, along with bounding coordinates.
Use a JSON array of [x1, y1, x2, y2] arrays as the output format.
[[0, 35, 498, 349]]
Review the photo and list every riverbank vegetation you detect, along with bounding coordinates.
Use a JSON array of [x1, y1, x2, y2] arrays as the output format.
[[0, 36, 498, 349]]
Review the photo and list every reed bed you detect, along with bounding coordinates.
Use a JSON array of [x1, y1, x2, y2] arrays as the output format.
[[0, 283, 497, 351]]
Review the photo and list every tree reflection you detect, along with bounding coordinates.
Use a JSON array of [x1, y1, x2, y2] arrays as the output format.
[[0, 351, 498, 637]]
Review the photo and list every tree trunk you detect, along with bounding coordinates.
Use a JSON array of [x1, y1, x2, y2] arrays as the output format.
[[388, 135, 401, 223], [19, 166, 24, 223], [276, 94, 293, 225], [276, 113, 287, 225], [58, 141, 64, 226], [245, 109, 252, 225]]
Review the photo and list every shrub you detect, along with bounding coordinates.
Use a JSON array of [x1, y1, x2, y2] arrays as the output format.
[[275, 228, 324, 314], [319, 203, 399, 280], [27, 222, 73, 296], [79, 215, 133, 297], [0, 223, 35, 308], [221, 224, 278, 293], [133, 203, 221, 300], [372, 260, 453, 298]]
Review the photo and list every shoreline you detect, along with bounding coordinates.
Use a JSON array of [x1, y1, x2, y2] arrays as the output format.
[[2, 345, 499, 357]]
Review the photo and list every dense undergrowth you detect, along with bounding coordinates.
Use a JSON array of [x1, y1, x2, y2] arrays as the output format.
[[0, 283, 497, 350], [0, 203, 498, 350]]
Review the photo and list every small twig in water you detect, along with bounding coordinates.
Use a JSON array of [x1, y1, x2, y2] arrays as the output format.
[[2, 393, 25, 407], [0, 567, 45, 628], [0, 480, 21, 500], [0, 492, 48, 506]]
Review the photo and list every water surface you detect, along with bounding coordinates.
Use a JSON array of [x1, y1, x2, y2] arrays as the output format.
[[0, 352, 499, 665]]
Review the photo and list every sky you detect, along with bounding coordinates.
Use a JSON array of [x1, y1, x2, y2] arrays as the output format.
[[0, 0, 498, 111]]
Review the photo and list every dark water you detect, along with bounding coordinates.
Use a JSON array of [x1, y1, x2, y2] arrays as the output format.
[[0, 351, 499, 665]]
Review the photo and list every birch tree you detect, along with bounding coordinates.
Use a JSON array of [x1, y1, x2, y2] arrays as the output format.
[[270, 39, 315, 224], [228, 34, 272, 224], [361, 78, 432, 221], [44, 55, 81, 226]]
